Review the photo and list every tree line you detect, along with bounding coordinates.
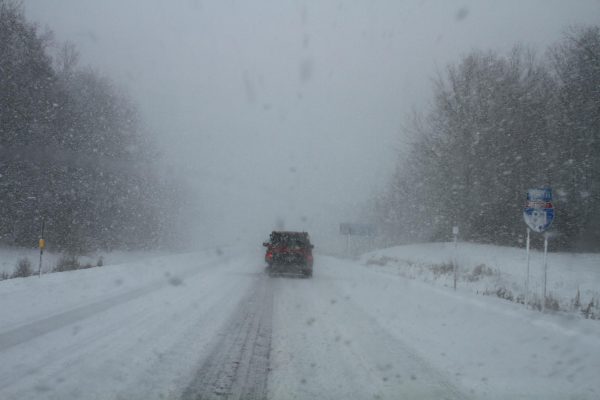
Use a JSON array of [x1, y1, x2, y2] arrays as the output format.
[[0, 0, 184, 253], [373, 26, 600, 251]]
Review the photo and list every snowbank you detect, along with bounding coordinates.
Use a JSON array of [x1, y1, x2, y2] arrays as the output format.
[[362, 242, 600, 317], [0, 245, 167, 277]]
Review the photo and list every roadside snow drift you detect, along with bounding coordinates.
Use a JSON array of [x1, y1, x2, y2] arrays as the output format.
[[362, 242, 600, 317]]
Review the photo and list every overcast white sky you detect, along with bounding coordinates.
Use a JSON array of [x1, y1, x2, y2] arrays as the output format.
[[24, 0, 600, 247]]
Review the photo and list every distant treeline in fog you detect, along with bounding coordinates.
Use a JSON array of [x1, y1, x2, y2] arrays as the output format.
[[374, 26, 600, 251], [0, 1, 184, 252]]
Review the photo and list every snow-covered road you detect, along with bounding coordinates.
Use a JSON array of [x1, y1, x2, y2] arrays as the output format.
[[1, 248, 599, 399]]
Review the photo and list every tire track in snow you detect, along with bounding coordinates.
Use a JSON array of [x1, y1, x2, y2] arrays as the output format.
[[180, 274, 273, 400], [268, 269, 473, 400], [0, 255, 259, 398]]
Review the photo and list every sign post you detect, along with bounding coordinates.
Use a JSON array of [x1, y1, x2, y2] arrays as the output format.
[[543, 232, 548, 303], [452, 226, 459, 291], [38, 218, 45, 278], [525, 227, 531, 303], [523, 188, 554, 309]]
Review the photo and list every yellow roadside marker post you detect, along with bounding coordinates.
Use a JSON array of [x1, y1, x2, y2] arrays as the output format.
[[38, 219, 45, 277]]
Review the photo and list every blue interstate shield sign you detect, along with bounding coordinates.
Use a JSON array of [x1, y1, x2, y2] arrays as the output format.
[[523, 188, 555, 233]]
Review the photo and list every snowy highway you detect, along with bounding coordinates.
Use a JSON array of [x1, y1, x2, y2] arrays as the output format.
[[5, 2, 600, 399], [1, 248, 599, 400]]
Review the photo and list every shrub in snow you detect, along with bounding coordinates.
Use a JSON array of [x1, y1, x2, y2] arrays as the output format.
[[572, 288, 581, 310], [430, 262, 453, 277], [495, 287, 514, 302], [97, 256, 104, 267], [0, 271, 10, 281], [544, 295, 560, 311], [582, 298, 599, 320], [468, 264, 494, 282], [526, 294, 544, 311], [12, 258, 33, 278], [54, 255, 80, 272]]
